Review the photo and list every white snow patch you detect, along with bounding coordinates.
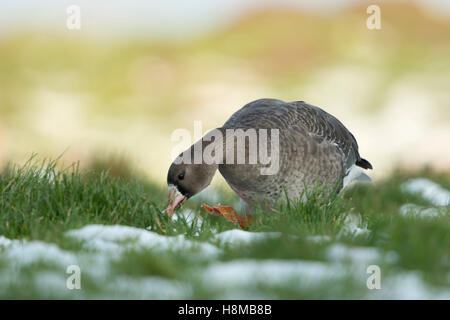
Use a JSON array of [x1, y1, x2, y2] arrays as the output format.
[[4, 241, 78, 267], [0, 236, 109, 271], [0, 233, 192, 299], [338, 214, 371, 239], [66, 224, 219, 257], [367, 272, 450, 300], [202, 259, 345, 289], [0, 236, 23, 249], [326, 244, 380, 265], [201, 255, 445, 299], [326, 243, 399, 266], [172, 209, 203, 226], [104, 276, 192, 299], [1, 233, 447, 299], [0, 236, 13, 248], [307, 235, 331, 243], [400, 203, 447, 219], [35, 167, 57, 183], [32, 271, 81, 299], [402, 178, 450, 206], [214, 229, 281, 246]]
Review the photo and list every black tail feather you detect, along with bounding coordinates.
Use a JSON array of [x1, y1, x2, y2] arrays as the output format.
[[356, 158, 373, 170]]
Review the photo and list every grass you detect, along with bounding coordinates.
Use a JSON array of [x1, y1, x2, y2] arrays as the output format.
[[0, 157, 449, 299]]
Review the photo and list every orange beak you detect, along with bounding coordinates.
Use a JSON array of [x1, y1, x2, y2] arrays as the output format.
[[165, 185, 187, 216]]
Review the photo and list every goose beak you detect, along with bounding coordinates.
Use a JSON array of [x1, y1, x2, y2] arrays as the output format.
[[166, 185, 187, 216]]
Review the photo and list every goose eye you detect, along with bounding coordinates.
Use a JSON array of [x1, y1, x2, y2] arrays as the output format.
[[178, 173, 185, 180]]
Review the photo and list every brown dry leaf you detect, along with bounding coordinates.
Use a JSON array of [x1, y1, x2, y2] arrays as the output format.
[[201, 203, 223, 216], [202, 203, 253, 228]]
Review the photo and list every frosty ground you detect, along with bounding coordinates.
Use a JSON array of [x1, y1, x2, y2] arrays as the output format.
[[0, 159, 449, 299]]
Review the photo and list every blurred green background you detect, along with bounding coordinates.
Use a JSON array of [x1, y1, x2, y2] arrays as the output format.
[[0, 0, 449, 184]]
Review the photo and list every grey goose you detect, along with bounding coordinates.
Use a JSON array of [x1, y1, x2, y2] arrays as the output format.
[[166, 98, 372, 221]]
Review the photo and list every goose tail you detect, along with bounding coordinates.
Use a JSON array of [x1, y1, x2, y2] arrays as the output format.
[[343, 165, 373, 188], [355, 158, 373, 170]]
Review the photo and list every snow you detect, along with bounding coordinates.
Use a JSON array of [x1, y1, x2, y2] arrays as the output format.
[[0, 229, 448, 299], [172, 208, 203, 226], [201, 259, 345, 289], [401, 178, 450, 206], [66, 224, 220, 257], [326, 243, 398, 266], [32, 271, 80, 299], [0, 233, 193, 299], [307, 235, 331, 243], [327, 244, 380, 265], [338, 213, 371, 239], [1, 212, 449, 299], [0, 235, 120, 272], [400, 203, 447, 218], [104, 276, 192, 299], [214, 229, 281, 245], [366, 272, 450, 300], [0, 236, 22, 249], [5, 241, 78, 268], [200, 246, 446, 299], [36, 168, 56, 182], [67, 226, 286, 253], [66, 226, 289, 257]]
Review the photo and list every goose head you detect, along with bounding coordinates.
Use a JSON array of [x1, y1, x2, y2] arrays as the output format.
[[165, 136, 219, 215]]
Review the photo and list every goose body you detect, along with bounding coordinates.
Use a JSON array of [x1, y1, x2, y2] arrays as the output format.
[[166, 98, 372, 215], [218, 98, 371, 209]]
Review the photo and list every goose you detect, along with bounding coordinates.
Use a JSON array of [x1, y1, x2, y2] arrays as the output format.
[[166, 98, 372, 224]]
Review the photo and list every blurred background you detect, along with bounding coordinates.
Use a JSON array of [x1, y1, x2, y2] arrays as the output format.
[[0, 0, 449, 185]]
